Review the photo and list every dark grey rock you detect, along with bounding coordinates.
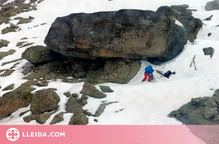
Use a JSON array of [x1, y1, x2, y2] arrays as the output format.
[[63, 91, 71, 97], [205, 0, 219, 11], [44, 8, 196, 63], [99, 85, 114, 93], [203, 47, 214, 58]]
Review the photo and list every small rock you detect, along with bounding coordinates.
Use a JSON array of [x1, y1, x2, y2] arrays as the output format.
[[64, 91, 71, 97], [203, 47, 214, 58], [80, 82, 106, 98], [50, 112, 64, 125], [99, 85, 114, 93]]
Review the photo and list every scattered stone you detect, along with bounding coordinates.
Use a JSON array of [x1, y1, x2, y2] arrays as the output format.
[[208, 33, 212, 37], [50, 112, 64, 125], [0, 39, 10, 48], [99, 85, 114, 93], [21, 37, 28, 40], [1, 27, 16, 34], [0, 50, 16, 60], [78, 95, 88, 106], [30, 88, 60, 114], [204, 15, 213, 21], [203, 47, 214, 58], [64, 91, 71, 97], [1, 58, 23, 66], [15, 17, 32, 25], [19, 110, 30, 117], [23, 113, 52, 124], [66, 97, 88, 125], [16, 41, 27, 47], [2, 84, 14, 91], [19, 42, 34, 48], [80, 82, 106, 98], [95, 103, 107, 117]]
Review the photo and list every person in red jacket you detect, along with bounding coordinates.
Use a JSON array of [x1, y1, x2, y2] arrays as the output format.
[[142, 65, 154, 82]]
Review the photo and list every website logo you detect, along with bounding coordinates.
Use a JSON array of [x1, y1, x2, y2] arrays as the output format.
[[6, 128, 20, 141]]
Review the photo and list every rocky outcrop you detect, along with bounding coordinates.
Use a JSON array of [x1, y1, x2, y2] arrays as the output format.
[[22, 45, 65, 65], [44, 7, 200, 63], [30, 88, 60, 114], [205, 0, 219, 11], [169, 89, 219, 124]]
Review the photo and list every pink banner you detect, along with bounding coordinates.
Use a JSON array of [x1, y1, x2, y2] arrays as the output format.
[[0, 125, 218, 144]]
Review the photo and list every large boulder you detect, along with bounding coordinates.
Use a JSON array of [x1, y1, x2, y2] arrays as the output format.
[[22, 45, 64, 65], [205, 0, 219, 11], [30, 88, 60, 114], [44, 8, 192, 63]]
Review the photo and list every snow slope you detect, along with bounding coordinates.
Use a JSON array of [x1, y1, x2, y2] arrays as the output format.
[[0, 0, 218, 127]]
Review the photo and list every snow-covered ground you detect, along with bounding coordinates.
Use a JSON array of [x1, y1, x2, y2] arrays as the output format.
[[0, 0, 218, 128]]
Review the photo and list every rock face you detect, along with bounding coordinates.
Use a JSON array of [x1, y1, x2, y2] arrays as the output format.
[[169, 89, 219, 124], [44, 7, 201, 63], [205, 0, 219, 11]]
